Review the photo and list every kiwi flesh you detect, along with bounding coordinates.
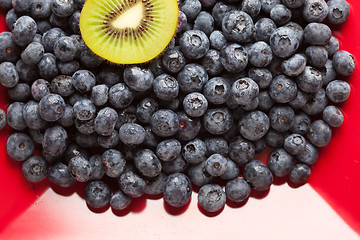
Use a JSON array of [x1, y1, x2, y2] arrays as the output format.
[[80, 0, 179, 64]]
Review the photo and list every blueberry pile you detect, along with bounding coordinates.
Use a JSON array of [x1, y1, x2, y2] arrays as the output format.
[[0, 0, 355, 213]]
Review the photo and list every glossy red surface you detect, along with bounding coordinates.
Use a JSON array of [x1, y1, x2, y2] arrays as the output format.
[[0, 1, 360, 237]]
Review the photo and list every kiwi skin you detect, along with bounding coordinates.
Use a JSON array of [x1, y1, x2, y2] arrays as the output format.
[[79, 0, 179, 64]]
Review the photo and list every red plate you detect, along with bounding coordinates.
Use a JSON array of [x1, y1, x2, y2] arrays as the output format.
[[0, 1, 360, 238]]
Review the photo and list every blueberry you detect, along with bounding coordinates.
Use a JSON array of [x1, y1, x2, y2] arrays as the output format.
[[327, 0, 350, 24], [193, 11, 214, 36], [265, 129, 286, 148], [48, 162, 75, 187], [69, 10, 81, 34], [58, 60, 80, 75], [200, 49, 224, 77], [268, 148, 295, 177], [222, 10, 254, 43], [178, 63, 208, 93], [260, 0, 282, 13], [244, 160, 273, 191], [38, 53, 59, 80], [269, 75, 297, 103], [118, 123, 146, 145], [303, 0, 329, 22], [23, 101, 48, 130], [284, 133, 306, 155], [54, 36, 77, 62], [326, 80, 351, 103], [102, 149, 126, 178], [47, 77, 71, 99], [20, 42, 44, 66], [115, 106, 137, 129], [270, 27, 300, 58], [153, 74, 179, 101], [289, 164, 311, 185], [282, 0, 304, 8], [5, 9, 18, 31], [258, 90, 274, 112], [136, 97, 159, 124], [150, 109, 179, 137], [199, 0, 217, 7], [72, 70, 96, 93], [119, 170, 146, 198], [176, 10, 188, 33], [79, 47, 104, 68], [296, 142, 319, 165], [332, 50, 355, 77], [161, 49, 186, 74], [22, 156, 48, 183], [162, 155, 189, 175], [204, 137, 228, 157], [0, 0, 11, 9], [182, 138, 206, 164], [163, 173, 192, 207], [322, 105, 344, 127], [16, 60, 39, 82], [75, 132, 99, 148], [12, 0, 32, 12], [12, 16, 37, 47], [42, 125, 68, 158], [209, 30, 227, 51], [84, 181, 111, 209], [133, 149, 161, 178], [225, 178, 251, 202], [198, 184, 226, 212], [304, 23, 331, 45], [0, 108, 6, 130], [179, 30, 210, 60], [6, 132, 34, 161], [176, 111, 201, 141], [108, 83, 135, 109], [180, 0, 202, 21], [94, 107, 118, 136], [324, 36, 339, 58], [281, 53, 306, 77], [110, 190, 132, 210], [123, 67, 154, 92], [272, 4, 293, 25], [39, 93, 66, 122], [303, 88, 328, 115], [203, 77, 231, 105], [307, 120, 332, 147], [73, 99, 96, 121], [254, 18, 277, 43], [9, 83, 30, 101], [321, 60, 337, 87], [203, 108, 233, 135], [97, 130, 119, 149], [36, 20, 52, 34], [239, 110, 270, 141], [63, 143, 89, 164], [205, 154, 228, 177], [7, 102, 27, 130], [182, 92, 208, 117], [248, 41, 273, 68], [0, 62, 19, 88], [88, 155, 106, 180], [144, 172, 167, 195], [42, 28, 65, 53], [228, 136, 255, 165], [52, 0, 76, 17], [156, 139, 181, 162], [305, 46, 328, 68], [30, 0, 52, 18], [231, 78, 259, 105], [290, 112, 311, 135], [297, 66, 323, 93], [240, 0, 261, 18], [248, 68, 273, 89], [212, 2, 237, 28], [0, 32, 19, 62], [68, 155, 91, 182], [187, 160, 214, 186], [269, 105, 295, 132], [30, 80, 49, 102]]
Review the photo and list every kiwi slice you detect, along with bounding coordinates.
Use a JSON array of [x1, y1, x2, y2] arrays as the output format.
[[79, 0, 179, 64]]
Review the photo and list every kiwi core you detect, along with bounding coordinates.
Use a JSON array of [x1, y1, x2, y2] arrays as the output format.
[[111, 2, 144, 29]]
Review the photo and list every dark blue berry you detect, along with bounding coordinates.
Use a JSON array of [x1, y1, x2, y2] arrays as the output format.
[[176, 111, 201, 141], [94, 107, 118, 136], [304, 23, 331, 45], [7, 102, 27, 130], [269, 75, 297, 103], [150, 109, 179, 137], [163, 173, 192, 207], [156, 139, 181, 162], [110, 190, 132, 210], [269, 105, 295, 132], [108, 83, 135, 109], [84, 181, 111, 208], [0, 62, 18, 88], [153, 74, 179, 101], [179, 30, 210, 60], [322, 105, 343, 127], [326, 80, 350, 103], [332, 50, 355, 77], [244, 160, 273, 191], [102, 149, 126, 178], [302, 0, 328, 22], [209, 30, 227, 50], [307, 120, 332, 147], [123, 66, 154, 92], [6, 132, 34, 161], [228, 136, 255, 165], [22, 156, 48, 183], [268, 148, 295, 177], [119, 170, 146, 198], [222, 10, 254, 43], [68, 155, 91, 182], [49, 162, 75, 187], [225, 178, 251, 202], [177, 63, 208, 93], [198, 184, 226, 212], [119, 123, 146, 145], [289, 164, 311, 185]]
